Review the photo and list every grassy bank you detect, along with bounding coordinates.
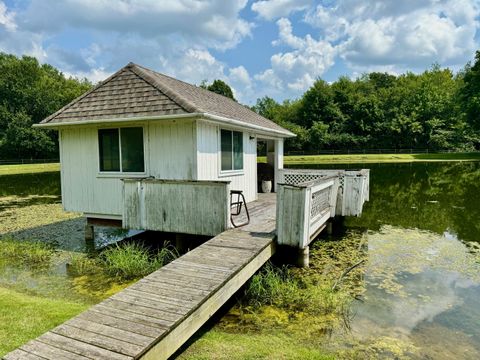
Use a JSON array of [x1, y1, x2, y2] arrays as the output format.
[[0, 163, 59, 175], [283, 152, 480, 164], [258, 152, 480, 164], [0, 287, 88, 356]]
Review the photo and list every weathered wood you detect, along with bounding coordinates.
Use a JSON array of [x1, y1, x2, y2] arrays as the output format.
[[3, 349, 47, 360], [51, 323, 143, 357], [37, 332, 132, 360], [2, 194, 279, 360], [123, 179, 230, 236], [139, 242, 275, 360]]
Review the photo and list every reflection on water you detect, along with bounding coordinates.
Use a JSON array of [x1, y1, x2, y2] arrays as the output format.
[[299, 162, 480, 359], [0, 171, 143, 303]]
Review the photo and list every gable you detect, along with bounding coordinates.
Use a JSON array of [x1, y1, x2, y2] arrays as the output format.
[[44, 68, 188, 124]]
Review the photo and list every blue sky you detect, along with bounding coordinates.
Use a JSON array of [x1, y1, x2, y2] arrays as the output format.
[[0, 0, 479, 104]]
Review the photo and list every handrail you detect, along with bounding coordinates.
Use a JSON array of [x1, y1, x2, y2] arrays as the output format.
[[276, 176, 339, 249]]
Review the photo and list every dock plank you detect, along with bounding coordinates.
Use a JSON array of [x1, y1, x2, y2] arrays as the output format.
[[20, 340, 90, 360], [37, 332, 132, 360], [51, 323, 143, 357], [3, 194, 278, 360]]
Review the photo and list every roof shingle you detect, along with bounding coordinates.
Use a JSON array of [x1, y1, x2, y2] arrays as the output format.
[[41, 63, 293, 136]]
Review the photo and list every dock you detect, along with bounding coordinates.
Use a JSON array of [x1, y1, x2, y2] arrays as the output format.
[[3, 195, 277, 360], [3, 169, 369, 360]]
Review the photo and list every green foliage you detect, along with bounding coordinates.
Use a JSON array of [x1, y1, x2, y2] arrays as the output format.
[[70, 242, 178, 281], [0, 53, 91, 158], [201, 79, 236, 101], [460, 51, 480, 132], [0, 238, 54, 268], [244, 262, 350, 317], [252, 64, 480, 151]]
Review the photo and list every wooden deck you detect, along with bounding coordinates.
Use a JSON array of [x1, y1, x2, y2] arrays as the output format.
[[3, 194, 277, 360]]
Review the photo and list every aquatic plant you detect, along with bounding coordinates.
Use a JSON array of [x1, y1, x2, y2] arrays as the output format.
[[0, 238, 54, 268], [102, 242, 178, 280]]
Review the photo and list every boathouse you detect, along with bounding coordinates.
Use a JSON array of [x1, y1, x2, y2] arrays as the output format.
[[36, 62, 293, 235], [4, 63, 370, 360]]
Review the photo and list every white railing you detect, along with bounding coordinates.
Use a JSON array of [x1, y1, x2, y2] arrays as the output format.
[[122, 179, 230, 236], [278, 168, 369, 216], [276, 176, 339, 249]]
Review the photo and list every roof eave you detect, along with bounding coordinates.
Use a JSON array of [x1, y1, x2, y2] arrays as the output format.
[[201, 113, 295, 138], [34, 112, 296, 138]]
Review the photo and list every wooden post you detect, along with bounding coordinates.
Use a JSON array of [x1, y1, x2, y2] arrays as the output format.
[[175, 233, 189, 254], [274, 139, 284, 192], [297, 246, 309, 268], [326, 221, 333, 235], [84, 224, 95, 253]]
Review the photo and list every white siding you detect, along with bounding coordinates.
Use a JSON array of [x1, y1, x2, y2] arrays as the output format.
[[60, 127, 123, 216], [148, 120, 196, 179], [196, 120, 258, 203], [59, 120, 196, 217]]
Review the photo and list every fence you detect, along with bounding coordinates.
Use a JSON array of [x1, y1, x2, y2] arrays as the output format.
[[0, 158, 59, 165], [284, 149, 477, 156]]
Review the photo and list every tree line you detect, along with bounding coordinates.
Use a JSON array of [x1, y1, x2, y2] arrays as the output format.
[[1, 51, 480, 159], [0, 53, 91, 159], [252, 54, 480, 152]]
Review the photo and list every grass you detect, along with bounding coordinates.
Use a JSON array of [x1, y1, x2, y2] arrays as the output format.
[[0, 162, 59, 176], [0, 238, 55, 268], [70, 242, 178, 281], [279, 152, 480, 164], [0, 287, 88, 356], [178, 329, 335, 360]]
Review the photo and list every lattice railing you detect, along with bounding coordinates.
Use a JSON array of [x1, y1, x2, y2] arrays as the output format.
[[310, 187, 330, 219]]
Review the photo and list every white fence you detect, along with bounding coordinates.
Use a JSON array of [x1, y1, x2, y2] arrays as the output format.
[[122, 179, 230, 236], [276, 176, 339, 249], [278, 169, 369, 217]]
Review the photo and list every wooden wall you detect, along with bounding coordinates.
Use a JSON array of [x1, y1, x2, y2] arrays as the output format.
[[196, 120, 258, 203], [59, 120, 196, 217]]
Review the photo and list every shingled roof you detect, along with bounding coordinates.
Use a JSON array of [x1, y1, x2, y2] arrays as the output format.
[[38, 63, 294, 137]]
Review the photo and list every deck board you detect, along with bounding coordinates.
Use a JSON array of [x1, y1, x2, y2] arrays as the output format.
[[2, 194, 277, 360]]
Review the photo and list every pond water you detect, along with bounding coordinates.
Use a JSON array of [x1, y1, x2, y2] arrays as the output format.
[[0, 171, 142, 305], [291, 161, 480, 359], [1, 162, 479, 358]]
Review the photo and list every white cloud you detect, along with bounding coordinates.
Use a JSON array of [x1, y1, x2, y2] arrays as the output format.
[[0, 1, 15, 31], [255, 18, 336, 96], [251, 0, 311, 20], [19, 0, 253, 50], [306, 0, 480, 72]]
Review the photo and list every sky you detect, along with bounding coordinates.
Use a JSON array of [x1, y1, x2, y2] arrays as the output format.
[[0, 0, 479, 104]]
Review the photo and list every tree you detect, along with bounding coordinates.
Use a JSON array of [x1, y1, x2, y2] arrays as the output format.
[[202, 79, 236, 101], [460, 51, 480, 131], [0, 53, 92, 158]]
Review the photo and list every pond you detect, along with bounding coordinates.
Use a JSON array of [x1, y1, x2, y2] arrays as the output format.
[[1, 162, 479, 358], [289, 161, 480, 359]]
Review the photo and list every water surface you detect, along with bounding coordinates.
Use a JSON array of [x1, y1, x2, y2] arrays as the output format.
[[291, 161, 480, 358]]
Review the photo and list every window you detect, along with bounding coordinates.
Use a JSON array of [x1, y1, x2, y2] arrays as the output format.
[[221, 129, 243, 171], [98, 127, 145, 173]]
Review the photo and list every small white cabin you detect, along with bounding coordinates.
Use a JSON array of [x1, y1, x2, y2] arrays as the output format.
[[36, 63, 294, 234]]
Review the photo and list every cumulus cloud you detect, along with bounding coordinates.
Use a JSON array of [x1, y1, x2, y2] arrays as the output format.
[[306, 0, 480, 71], [255, 18, 336, 96], [19, 0, 252, 50], [0, 1, 15, 31], [251, 0, 311, 20]]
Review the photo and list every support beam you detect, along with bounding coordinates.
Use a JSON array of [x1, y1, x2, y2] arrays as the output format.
[[84, 224, 95, 253]]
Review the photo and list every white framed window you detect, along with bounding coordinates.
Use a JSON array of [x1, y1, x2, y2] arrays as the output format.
[[98, 127, 145, 173], [220, 129, 243, 172]]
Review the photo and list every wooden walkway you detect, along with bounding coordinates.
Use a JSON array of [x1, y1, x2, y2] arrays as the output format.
[[3, 194, 277, 360]]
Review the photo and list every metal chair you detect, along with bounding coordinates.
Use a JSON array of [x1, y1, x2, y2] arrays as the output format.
[[230, 190, 250, 227]]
